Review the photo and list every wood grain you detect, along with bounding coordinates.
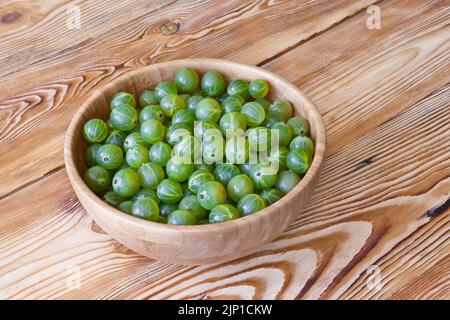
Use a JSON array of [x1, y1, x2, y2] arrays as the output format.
[[0, 0, 378, 197], [265, 0, 450, 155], [0, 84, 448, 299], [0, 0, 449, 299]]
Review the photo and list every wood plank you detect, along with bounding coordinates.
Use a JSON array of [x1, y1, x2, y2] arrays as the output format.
[[264, 0, 450, 155], [0, 0, 378, 197], [0, 0, 448, 299], [0, 0, 174, 77], [0, 83, 448, 299], [0, 0, 374, 82], [341, 209, 449, 299]]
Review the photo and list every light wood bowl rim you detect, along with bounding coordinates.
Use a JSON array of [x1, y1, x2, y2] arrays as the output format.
[[64, 58, 326, 236]]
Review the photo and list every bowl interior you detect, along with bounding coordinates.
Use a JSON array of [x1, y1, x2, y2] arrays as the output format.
[[71, 60, 323, 179]]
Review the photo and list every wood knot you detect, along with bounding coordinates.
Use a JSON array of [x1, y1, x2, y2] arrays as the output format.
[[1, 11, 21, 24], [160, 21, 180, 35]]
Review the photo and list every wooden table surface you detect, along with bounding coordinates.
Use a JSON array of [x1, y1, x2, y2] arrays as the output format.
[[0, 0, 449, 300]]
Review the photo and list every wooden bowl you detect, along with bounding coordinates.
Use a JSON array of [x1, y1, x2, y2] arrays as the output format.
[[64, 59, 326, 265]]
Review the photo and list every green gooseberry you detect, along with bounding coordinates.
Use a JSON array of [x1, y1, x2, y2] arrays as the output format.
[[250, 163, 278, 189], [241, 102, 265, 127], [254, 98, 270, 112], [172, 109, 196, 128], [227, 79, 249, 100], [249, 79, 269, 99], [159, 202, 179, 218], [247, 127, 272, 152], [237, 194, 266, 216], [172, 135, 201, 161], [286, 149, 311, 175], [166, 157, 195, 182], [112, 168, 141, 197], [222, 96, 243, 113], [166, 123, 192, 146], [154, 81, 177, 102], [219, 112, 247, 136], [272, 122, 293, 147], [194, 121, 221, 140], [238, 163, 254, 176], [275, 170, 301, 194], [139, 105, 165, 124], [263, 114, 284, 128], [103, 190, 126, 207], [83, 119, 108, 143], [174, 67, 200, 93], [201, 71, 225, 96], [123, 132, 149, 152], [269, 100, 293, 122], [110, 92, 136, 109], [214, 164, 241, 185], [110, 105, 138, 132], [197, 181, 227, 210], [160, 94, 186, 117], [85, 144, 101, 167], [106, 130, 127, 149], [187, 95, 204, 111], [138, 162, 164, 189], [188, 169, 215, 194], [290, 135, 315, 156], [133, 188, 159, 204], [195, 97, 222, 123], [179, 195, 208, 220], [83, 166, 111, 193], [95, 144, 123, 170], [195, 163, 214, 173], [118, 200, 133, 214], [270, 146, 289, 171], [225, 136, 248, 164], [227, 174, 254, 202], [209, 204, 240, 224], [287, 116, 310, 136], [260, 188, 284, 205], [125, 145, 149, 169], [149, 142, 172, 166], [202, 134, 225, 164], [167, 210, 197, 225], [139, 90, 158, 108], [131, 198, 159, 221], [157, 179, 183, 204], [140, 119, 165, 144]]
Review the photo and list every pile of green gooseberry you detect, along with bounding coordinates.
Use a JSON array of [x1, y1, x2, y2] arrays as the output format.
[[82, 67, 314, 225]]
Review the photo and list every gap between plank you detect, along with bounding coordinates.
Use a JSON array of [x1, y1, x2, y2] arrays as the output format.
[[257, 0, 386, 67], [0, 165, 65, 201]]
